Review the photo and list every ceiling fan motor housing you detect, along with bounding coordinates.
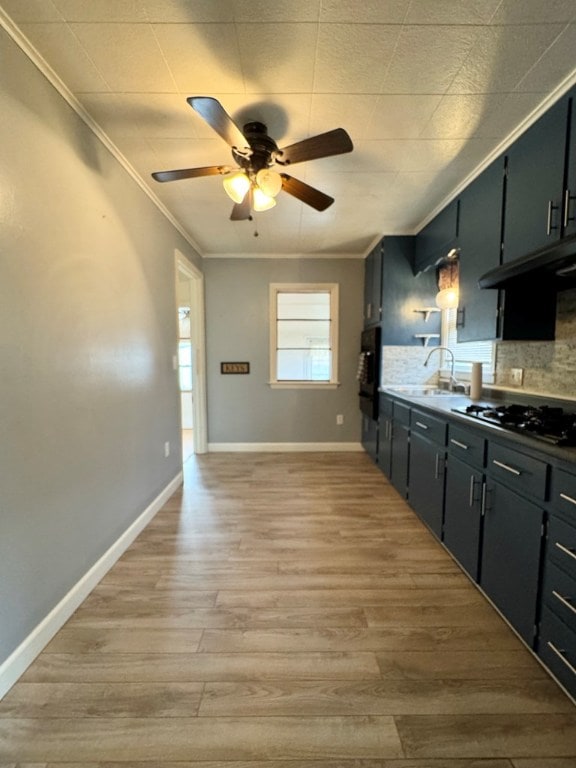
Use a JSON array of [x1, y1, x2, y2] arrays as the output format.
[[233, 122, 279, 172]]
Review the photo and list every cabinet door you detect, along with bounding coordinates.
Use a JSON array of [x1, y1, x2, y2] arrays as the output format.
[[390, 423, 409, 498], [408, 432, 445, 538], [457, 158, 503, 342], [480, 482, 544, 646], [361, 415, 378, 463], [503, 97, 569, 263], [364, 243, 383, 327], [377, 415, 392, 477], [443, 454, 483, 580], [565, 87, 576, 238], [415, 199, 459, 273]]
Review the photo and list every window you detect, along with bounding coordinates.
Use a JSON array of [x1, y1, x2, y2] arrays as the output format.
[[441, 306, 495, 382], [269, 283, 339, 388]]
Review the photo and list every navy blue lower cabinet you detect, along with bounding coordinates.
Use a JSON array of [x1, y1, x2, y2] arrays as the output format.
[[390, 422, 409, 498], [407, 431, 445, 539], [538, 607, 576, 699], [361, 415, 378, 464], [480, 481, 544, 646], [389, 401, 410, 498], [443, 454, 483, 581], [377, 414, 392, 478]]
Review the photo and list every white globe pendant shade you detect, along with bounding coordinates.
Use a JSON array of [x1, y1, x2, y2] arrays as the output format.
[[253, 186, 276, 211], [223, 171, 250, 203], [256, 169, 282, 197]]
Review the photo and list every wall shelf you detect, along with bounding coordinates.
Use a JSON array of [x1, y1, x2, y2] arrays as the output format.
[[413, 307, 441, 323], [414, 333, 440, 346]]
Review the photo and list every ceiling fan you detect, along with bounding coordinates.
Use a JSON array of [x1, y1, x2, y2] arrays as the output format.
[[151, 97, 354, 221]]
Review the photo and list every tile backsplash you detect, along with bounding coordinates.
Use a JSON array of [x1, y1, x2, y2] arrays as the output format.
[[495, 287, 576, 397], [381, 287, 576, 398]]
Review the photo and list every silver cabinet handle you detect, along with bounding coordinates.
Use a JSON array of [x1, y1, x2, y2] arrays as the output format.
[[450, 439, 469, 450], [555, 541, 576, 563], [560, 492, 576, 507], [415, 421, 428, 430], [469, 474, 475, 506], [492, 459, 521, 476], [547, 641, 576, 677], [547, 199, 559, 234], [552, 590, 576, 617], [564, 188, 574, 227], [435, 453, 439, 480]]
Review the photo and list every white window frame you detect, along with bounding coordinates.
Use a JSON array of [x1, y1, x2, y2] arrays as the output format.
[[440, 306, 495, 383], [269, 283, 340, 389]]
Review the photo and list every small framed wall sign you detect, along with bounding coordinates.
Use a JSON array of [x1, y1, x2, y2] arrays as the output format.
[[221, 362, 250, 374]]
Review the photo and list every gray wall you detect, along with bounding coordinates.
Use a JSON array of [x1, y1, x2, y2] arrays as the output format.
[[204, 258, 364, 445], [0, 28, 201, 664]]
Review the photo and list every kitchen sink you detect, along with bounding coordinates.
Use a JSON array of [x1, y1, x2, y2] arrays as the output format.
[[383, 385, 463, 397]]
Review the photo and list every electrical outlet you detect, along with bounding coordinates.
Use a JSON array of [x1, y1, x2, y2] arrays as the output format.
[[510, 368, 524, 386], [336, 414, 344, 425], [164, 441, 170, 458]]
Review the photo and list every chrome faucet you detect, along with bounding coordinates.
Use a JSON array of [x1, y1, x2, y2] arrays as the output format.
[[424, 346, 466, 392]]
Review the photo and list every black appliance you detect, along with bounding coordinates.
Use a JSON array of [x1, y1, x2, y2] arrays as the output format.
[[453, 403, 576, 447], [358, 326, 381, 420]]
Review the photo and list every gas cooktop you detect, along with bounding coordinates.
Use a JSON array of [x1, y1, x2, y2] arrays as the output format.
[[453, 403, 576, 447]]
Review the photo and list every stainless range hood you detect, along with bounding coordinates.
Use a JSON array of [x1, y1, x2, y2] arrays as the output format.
[[478, 234, 576, 289]]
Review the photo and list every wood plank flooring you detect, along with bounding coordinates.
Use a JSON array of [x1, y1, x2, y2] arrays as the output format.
[[1, 451, 575, 767]]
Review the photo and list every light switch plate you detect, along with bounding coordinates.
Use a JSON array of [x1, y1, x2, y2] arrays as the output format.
[[510, 368, 524, 386]]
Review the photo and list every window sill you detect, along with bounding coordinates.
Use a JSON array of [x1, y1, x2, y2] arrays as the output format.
[[269, 381, 340, 390]]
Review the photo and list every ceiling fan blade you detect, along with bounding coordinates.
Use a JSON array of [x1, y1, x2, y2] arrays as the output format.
[[188, 96, 250, 152], [230, 188, 253, 221], [276, 128, 353, 166], [151, 165, 230, 183], [280, 174, 334, 211]]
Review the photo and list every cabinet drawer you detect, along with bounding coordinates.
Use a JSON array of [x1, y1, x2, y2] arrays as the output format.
[[448, 424, 486, 468], [538, 606, 576, 699], [542, 560, 576, 634], [393, 401, 411, 427], [548, 515, 576, 581], [487, 443, 548, 500], [551, 468, 576, 522], [411, 409, 447, 446]]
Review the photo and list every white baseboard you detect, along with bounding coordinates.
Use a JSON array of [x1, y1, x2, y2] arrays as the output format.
[[208, 442, 364, 452], [0, 471, 183, 700]]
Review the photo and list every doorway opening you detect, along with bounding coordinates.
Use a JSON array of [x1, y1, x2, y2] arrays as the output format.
[[175, 251, 207, 458]]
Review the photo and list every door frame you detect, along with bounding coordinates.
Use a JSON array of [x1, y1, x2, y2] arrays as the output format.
[[175, 250, 208, 454]]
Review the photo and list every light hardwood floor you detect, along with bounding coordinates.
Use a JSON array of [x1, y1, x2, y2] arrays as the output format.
[[1, 451, 575, 766]]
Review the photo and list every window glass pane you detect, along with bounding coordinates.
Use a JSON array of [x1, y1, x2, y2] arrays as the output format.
[[443, 307, 495, 370], [277, 292, 330, 320], [179, 368, 192, 391], [277, 320, 330, 349], [277, 349, 331, 381], [178, 341, 192, 366]]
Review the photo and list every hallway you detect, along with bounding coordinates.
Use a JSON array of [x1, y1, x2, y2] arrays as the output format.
[[1, 452, 575, 764]]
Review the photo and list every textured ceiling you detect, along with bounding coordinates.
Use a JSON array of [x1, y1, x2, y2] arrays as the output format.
[[2, 0, 576, 257]]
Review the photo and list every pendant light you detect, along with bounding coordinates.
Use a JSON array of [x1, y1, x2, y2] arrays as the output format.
[[435, 258, 459, 309]]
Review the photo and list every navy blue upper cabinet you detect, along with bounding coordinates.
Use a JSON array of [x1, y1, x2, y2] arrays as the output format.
[[503, 95, 570, 263], [363, 241, 383, 327], [566, 87, 576, 238], [457, 157, 505, 342], [414, 199, 460, 273]]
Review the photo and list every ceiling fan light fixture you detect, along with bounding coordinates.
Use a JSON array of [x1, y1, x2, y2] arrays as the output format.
[[223, 171, 250, 203], [252, 186, 276, 212], [256, 168, 282, 198]]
